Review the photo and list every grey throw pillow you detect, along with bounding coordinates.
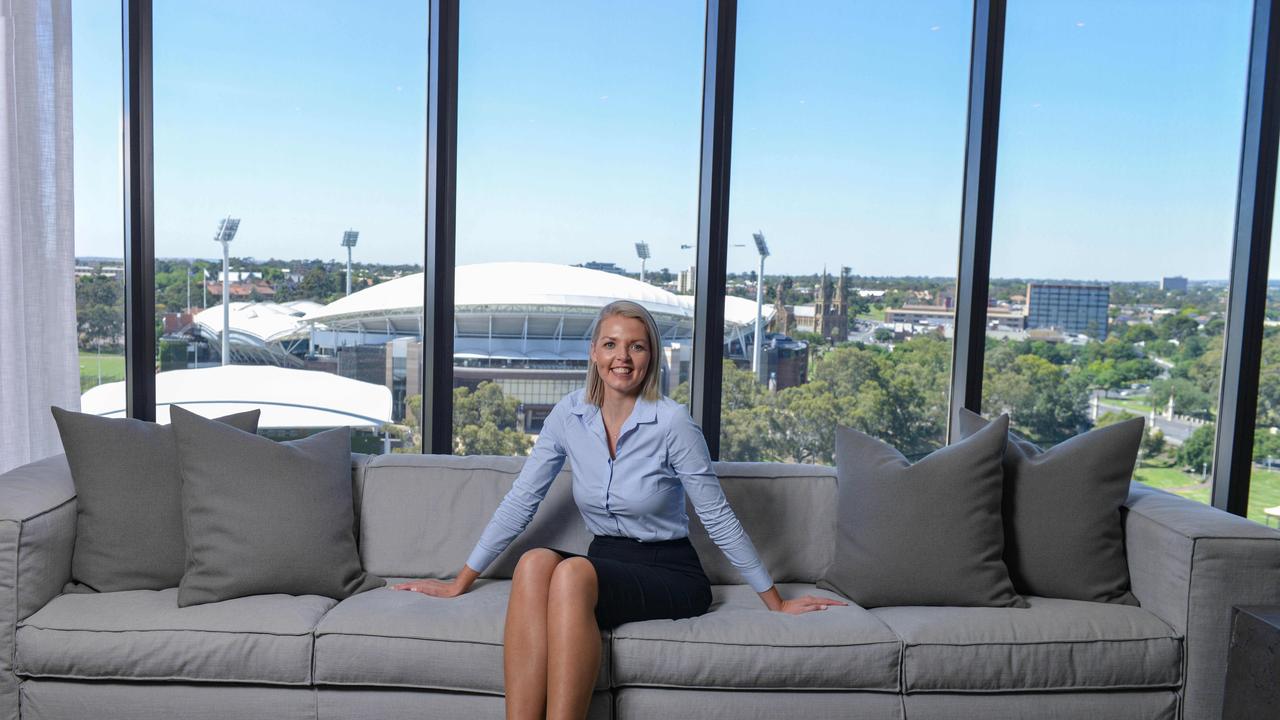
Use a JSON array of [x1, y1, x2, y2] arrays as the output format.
[[818, 415, 1026, 609], [50, 406, 260, 592], [955, 409, 1142, 605], [169, 405, 382, 606]]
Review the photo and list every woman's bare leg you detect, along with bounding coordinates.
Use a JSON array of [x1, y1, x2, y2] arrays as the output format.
[[505, 548, 564, 720], [545, 557, 601, 720]]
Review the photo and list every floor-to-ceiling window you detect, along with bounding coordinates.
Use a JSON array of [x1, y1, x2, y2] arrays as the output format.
[[72, 2, 126, 397], [983, 2, 1252, 511], [104, 0, 429, 453], [450, 0, 704, 455], [715, 0, 971, 463]]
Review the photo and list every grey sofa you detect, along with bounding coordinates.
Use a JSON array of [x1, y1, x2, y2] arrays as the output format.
[[2, 451, 1279, 720]]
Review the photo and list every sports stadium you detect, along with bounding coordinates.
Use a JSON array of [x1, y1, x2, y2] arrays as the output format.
[[83, 262, 789, 437]]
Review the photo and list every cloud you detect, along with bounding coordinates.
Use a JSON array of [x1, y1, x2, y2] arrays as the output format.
[[930, 25, 941, 32]]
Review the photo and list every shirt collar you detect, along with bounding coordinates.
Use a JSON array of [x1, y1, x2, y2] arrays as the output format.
[[570, 393, 659, 432]]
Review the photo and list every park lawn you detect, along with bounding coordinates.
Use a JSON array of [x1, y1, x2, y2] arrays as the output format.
[[1135, 460, 1280, 526], [1132, 464, 1201, 490], [1100, 396, 1159, 414], [79, 351, 125, 391]]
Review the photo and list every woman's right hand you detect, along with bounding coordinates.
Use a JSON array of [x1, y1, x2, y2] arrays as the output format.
[[391, 565, 479, 598], [391, 578, 467, 598]]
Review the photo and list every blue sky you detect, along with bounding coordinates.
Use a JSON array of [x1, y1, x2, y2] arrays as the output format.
[[73, 1, 1258, 281]]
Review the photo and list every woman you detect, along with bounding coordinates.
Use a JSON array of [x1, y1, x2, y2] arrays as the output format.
[[393, 300, 843, 720]]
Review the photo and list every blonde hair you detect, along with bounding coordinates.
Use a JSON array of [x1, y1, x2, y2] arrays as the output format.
[[585, 300, 663, 405]]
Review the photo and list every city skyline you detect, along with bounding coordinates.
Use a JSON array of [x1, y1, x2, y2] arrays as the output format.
[[71, 1, 1266, 281]]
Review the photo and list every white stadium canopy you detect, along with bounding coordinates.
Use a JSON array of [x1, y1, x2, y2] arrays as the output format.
[[303, 261, 773, 335], [80, 366, 392, 429]]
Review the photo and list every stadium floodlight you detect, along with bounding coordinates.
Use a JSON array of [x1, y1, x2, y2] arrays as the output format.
[[213, 216, 241, 366], [342, 230, 360, 296], [634, 242, 651, 282], [753, 231, 770, 259], [751, 231, 770, 383]]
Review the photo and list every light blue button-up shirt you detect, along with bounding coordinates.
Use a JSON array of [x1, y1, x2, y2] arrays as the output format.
[[466, 388, 774, 593]]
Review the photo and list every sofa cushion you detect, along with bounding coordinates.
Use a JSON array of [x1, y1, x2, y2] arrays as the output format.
[[355, 454, 593, 579], [356, 454, 841, 585], [611, 583, 900, 691], [50, 406, 260, 592], [313, 580, 609, 694], [872, 596, 1183, 693], [15, 589, 335, 685], [170, 406, 382, 606], [955, 409, 1143, 604], [820, 417, 1026, 609], [691, 463, 838, 585]]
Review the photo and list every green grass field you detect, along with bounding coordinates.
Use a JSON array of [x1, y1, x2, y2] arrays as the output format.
[[79, 351, 125, 391], [1098, 396, 1159, 414], [1135, 460, 1280, 526]]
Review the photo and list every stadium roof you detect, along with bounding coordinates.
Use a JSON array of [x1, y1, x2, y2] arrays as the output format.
[[303, 261, 773, 330], [79, 366, 392, 429], [192, 300, 320, 345]]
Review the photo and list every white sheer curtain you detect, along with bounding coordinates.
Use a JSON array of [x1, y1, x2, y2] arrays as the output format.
[[0, 0, 78, 474]]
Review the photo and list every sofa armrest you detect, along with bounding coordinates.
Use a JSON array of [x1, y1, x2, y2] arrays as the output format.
[[0, 454, 76, 720], [1124, 482, 1280, 720]]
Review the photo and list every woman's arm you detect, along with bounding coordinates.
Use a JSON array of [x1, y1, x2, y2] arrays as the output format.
[[668, 410, 846, 614], [394, 400, 570, 597]]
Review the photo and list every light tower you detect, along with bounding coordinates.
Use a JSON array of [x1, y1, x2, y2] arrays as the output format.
[[342, 230, 360, 296], [213, 216, 240, 366], [751, 231, 770, 383], [634, 242, 651, 283]]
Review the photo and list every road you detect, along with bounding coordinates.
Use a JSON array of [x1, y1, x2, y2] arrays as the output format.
[[1093, 395, 1197, 445]]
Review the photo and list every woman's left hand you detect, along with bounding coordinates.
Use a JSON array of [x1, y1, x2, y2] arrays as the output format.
[[775, 595, 847, 614]]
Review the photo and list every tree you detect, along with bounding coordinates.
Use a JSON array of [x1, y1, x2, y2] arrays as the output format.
[[1150, 377, 1212, 419], [75, 274, 124, 350], [872, 328, 894, 343], [1141, 428, 1166, 458], [982, 350, 1089, 446], [721, 360, 768, 411], [1124, 323, 1158, 344], [1157, 314, 1201, 343], [1176, 423, 1215, 478], [453, 382, 532, 456]]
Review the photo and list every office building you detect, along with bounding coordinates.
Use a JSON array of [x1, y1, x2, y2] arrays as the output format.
[[1025, 282, 1110, 339]]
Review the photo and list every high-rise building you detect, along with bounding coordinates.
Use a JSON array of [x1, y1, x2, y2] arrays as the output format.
[[677, 265, 696, 294], [1161, 275, 1189, 292], [1025, 282, 1110, 339]]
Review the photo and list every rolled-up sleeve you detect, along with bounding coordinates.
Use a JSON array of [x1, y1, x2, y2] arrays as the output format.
[[465, 402, 569, 574], [668, 411, 774, 593]]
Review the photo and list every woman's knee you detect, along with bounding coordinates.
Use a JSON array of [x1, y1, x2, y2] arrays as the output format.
[[548, 557, 597, 604], [512, 548, 562, 586]]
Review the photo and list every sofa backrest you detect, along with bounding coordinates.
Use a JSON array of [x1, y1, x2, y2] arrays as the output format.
[[352, 453, 837, 585]]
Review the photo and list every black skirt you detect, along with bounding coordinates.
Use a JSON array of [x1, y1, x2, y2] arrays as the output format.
[[549, 535, 713, 630]]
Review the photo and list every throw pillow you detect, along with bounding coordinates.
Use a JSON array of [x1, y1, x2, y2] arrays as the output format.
[[50, 406, 260, 592], [169, 405, 382, 606], [955, 409, 1142, 604], [818, 415, 1026, 609]]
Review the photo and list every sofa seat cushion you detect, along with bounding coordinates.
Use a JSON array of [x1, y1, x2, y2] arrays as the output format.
[[15, 589, 336, 685], [313, 580, 609, 694], [611, 583, 900, 690], [872, 596, 1183, 693]]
